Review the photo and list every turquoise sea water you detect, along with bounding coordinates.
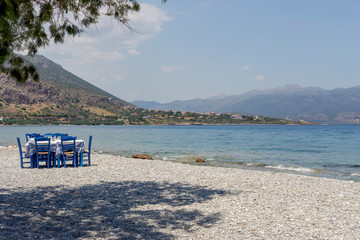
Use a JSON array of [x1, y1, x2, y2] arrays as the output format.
[[1, 125, 360, 181]]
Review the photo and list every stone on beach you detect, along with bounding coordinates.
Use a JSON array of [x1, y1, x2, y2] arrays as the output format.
[[195, 157, 206, 163], [131, 153, 153, 160]]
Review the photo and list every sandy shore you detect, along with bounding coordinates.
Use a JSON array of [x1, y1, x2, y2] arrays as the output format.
[[1, 146, 360, 239]]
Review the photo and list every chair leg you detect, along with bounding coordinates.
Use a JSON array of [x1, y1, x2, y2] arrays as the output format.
[[31, 156, 36, 168], [50, 153, 54, 167], [80, 152, 83, 167], [63, 155, 67, 168], [57, 156, 61, 168], [74, 154, 77, 167], [52, 154, 56, 167]]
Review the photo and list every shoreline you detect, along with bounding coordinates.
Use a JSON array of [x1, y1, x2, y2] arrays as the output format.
[[102, 150, 360, 183], [1, 147, 360, 239], [2, 136, 360, 183], [0, 122, 328, 127]]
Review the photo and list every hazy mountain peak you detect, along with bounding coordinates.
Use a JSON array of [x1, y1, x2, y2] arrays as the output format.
[[133, 84, 360, 124], [207, 94, 229, 100]]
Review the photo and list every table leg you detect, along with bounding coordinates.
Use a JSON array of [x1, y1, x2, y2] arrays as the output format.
[[30, 155, 34, 168]]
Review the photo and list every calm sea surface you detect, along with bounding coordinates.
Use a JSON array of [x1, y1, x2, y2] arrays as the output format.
[[1, 125, 360, 181]]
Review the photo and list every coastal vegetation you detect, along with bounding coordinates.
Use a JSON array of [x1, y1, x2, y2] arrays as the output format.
[[0, 105, 303, 126], [0, 55, 309, 126]]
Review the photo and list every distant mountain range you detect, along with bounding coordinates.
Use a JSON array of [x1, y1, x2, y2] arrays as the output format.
[[133, 85, 360, 124], [1, 55, 298, 125], [2, 54, 358, 124]]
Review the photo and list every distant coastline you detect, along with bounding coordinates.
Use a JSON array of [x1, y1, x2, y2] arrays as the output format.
[[0, 110, 312, 126]]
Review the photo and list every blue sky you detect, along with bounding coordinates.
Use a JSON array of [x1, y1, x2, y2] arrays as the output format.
[[40, 0, 360, 103]]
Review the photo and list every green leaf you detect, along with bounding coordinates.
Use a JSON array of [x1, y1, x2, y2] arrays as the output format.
[[1, 0, 161, 83], [10, 68, 25, 83]]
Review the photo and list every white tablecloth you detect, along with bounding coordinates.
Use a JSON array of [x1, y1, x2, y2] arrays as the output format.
[[25, 138, 85, 158]]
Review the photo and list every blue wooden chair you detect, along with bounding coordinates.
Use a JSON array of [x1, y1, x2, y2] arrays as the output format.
[[17, 137, 33, 168], [80, 135, 92, 167], [34, 137, 51, 168], [25, 134, 31, 142], [59, 136, 77, 168], [43, 133, 57, 166], [53, 133, 62, 137], [25, 133, 41, 142], [26, 133, 42, 142]]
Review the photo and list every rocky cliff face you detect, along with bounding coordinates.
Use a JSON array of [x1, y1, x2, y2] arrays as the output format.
[[0, 73, 131, 110], [0, 74, 63, 105], [0, 55, 135, 123]]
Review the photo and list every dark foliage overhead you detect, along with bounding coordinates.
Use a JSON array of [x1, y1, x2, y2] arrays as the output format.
[[0, 0, 166, 83]]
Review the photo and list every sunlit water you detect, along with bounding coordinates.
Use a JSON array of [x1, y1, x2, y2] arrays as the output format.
[[1, 125, 360, 181]]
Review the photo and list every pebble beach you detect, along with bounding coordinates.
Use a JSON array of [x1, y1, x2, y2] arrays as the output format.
[[1, 146, 360, 239]]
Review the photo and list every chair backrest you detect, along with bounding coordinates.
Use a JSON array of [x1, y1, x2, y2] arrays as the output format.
[[50, 133, 65, 140], [26, 133, 42, 142], [44, 133, 53, 137], [25, 134, 31, 142], [88, 135, 92, 152], [61, 136, 76, 153], [35, 137, 50, 153], [61, 135, 76, 141]]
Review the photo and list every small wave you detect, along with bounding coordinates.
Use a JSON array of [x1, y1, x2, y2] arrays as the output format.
[[350, 173, 360, 177], [294, 149, 323, 153], [220, 161, 247, 166], [265, 165, 316, 172], [322, 163, 360, 169], [246, 162, 267, 167]]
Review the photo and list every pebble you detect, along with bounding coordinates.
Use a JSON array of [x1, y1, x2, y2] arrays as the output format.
[[1, 148, 360, 239]]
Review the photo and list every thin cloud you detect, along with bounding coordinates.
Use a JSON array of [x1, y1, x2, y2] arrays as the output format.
[[242, 65, 250, 70], [200, 1, 212, 7], [128, 4, 173, 37], [89, 51, 126, 61], [128, 49, 141, 56], [129, 90, 143, 99], [40, 4, 172, 64], [174, 11, 193, 17], [255, 75, 265, 80], [161, 65, 180, 73]]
